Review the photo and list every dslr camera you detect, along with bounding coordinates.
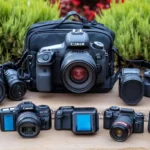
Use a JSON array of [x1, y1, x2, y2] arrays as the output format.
[[0, 101, 51, 138], [36, 29, 112, 93], [55, 106, 99, 134], [104, 106, 144, 142]]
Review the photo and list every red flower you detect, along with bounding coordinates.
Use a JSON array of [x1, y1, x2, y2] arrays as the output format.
[[96, 3, 104, 9], [107, 0, 112, 3], [72, 0, 80, 6], [122, 0, 125, 3]]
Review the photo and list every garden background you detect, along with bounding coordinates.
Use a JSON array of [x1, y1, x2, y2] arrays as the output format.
[[0, 0, 149, 63]]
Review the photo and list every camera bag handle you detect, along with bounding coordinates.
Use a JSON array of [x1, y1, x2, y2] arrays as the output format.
[[56, 11, 89, 28]]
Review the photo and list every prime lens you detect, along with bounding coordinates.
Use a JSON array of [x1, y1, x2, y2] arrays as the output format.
[[16, 112, 41, 138], [110, 116, 133, 142], [5, 69, 27, 101], [61, 52, 96, 93]]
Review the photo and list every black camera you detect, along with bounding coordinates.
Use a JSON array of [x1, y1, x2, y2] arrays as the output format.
[[104, 106, 144, 142], [36, 29, 112, 93], [55, 106, 99, 134], [119, 68, 144, 105], [0, 101, 51, 138]]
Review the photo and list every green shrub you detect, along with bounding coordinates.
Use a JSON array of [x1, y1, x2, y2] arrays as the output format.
[[96, 0, 150, 61], [0, 0, 60, 63]]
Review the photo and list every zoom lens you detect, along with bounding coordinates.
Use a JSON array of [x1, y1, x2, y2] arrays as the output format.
[[5, 69, 27, 101], [16, 112, 41, 138], [110, 116, 133, 142], [61, 52, 96, 93]]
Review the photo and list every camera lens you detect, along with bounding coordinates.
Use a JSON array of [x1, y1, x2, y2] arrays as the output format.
[[61, 52, 96, 93], [119, 73, 144, 105], [110, 116, 133, 142], [16, 112, 41, 138], [5, 69, 27, 101], [70, 66, 88, 83]]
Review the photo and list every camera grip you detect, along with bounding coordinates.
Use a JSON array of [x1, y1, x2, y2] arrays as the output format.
[[36, 65, 52, 92]]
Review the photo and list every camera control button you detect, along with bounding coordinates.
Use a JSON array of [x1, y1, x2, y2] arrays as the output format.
[[57, 110, 63, 116], [110, 106, 120, 111], [93, 41, 104, 49], [43, 54, 49, 61]]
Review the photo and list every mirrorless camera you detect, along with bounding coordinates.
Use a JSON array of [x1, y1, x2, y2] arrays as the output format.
[[0, 101, 51, 138], [104, 106, 144, 142], [36, 29, 111, 93], [55, 106, 99, 134]]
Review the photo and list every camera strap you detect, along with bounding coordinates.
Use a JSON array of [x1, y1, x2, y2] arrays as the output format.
[[111, 47, 150, 87], [112, 47, 150, 69]]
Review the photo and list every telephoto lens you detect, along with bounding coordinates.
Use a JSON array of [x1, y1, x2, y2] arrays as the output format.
[[0, 68, 6, 102], [110, 116, 133, 142], [4, 69, 27, 100]]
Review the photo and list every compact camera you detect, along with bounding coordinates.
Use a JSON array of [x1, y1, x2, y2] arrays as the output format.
[[104, 106, 144, 142], [0, 68, 27, 102], [0, 101, 51, 138], [36, 29, 113, 94], [55, 106, 99, 134]]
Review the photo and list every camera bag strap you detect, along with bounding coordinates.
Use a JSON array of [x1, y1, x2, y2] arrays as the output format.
[[112, 47, 150, 69]]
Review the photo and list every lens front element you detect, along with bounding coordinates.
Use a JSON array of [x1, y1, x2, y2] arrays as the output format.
[[110, 116, 133, 142], [16, 112, 41, 138]]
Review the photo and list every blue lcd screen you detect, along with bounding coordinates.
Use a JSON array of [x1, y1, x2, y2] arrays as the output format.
[[4, 114, 14, 131], [76, 114, 91, 131]]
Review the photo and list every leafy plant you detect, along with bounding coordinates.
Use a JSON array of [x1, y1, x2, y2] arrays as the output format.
[[96, 0, 150, 61], [0, 0, 60, 63]]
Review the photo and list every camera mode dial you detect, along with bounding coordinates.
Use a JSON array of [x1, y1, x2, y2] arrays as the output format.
[[93, 41, 104, 49], [110, 106, 120, 111]]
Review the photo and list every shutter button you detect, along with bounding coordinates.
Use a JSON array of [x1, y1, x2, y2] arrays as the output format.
[[43, 54, 49, 61]]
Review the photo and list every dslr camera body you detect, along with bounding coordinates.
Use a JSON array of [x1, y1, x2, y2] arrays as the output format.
[[36, 29, 110, 93], [104, 106, 144, 141], [55, 106, 99, 134], [0, 101, 51, 138]]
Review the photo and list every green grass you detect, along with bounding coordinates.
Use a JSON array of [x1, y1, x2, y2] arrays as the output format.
[[96, 0, 150, 61], [0, 0, 60, 63]]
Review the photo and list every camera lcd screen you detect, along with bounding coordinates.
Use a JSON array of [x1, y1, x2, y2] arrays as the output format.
[[4, 114, 14, 131], [76, 114, 91, 131]]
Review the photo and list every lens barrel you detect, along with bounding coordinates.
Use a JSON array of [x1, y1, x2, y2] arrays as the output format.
[[5, 69, 27, 101], [16, 112, 41, 138], [61, 52, 96, 93], [110, 116, 133, 142], [119, 69, 144, 105]]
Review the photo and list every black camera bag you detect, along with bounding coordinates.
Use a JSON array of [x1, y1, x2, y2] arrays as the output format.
[[20, 11, 116, 91], [4, 11, 149, 93]]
